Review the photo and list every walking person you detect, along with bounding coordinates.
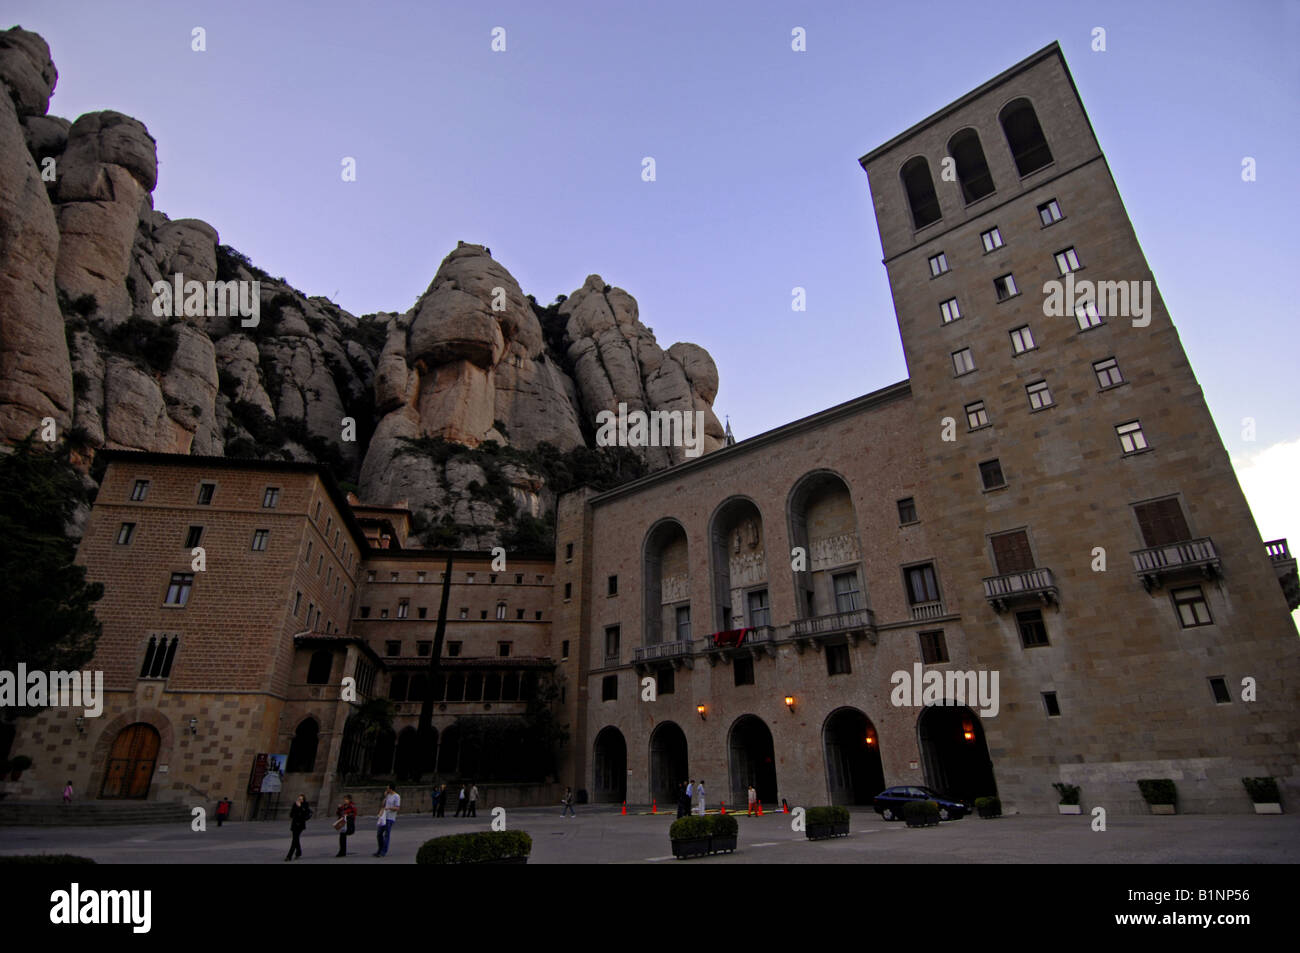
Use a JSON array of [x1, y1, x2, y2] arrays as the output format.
[[435, 784, 447, 817], [429, 784, 441, 817], [285, 794, 312, 861], [454, 784, 466, 817], [747, 785, 758, 816], [561, 786, 576, 817], [62, 780, 73, 805], [694, 780, 706, 816], [374, 784, 400, 857], [677, 781, 689, 818], [215, 797, 231, 827], [467, 781, 479, 818], [334, 794, 357, 857], [685, 778, 694, 815]]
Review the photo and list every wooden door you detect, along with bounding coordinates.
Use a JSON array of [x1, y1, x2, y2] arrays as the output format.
[[100, 723, 160, 799]]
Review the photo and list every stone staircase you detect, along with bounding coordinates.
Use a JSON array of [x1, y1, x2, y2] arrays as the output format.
[[0, 800, 194, 827]]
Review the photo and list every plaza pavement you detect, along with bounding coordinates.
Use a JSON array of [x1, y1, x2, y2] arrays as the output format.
[[1, 807, 1298, 864]]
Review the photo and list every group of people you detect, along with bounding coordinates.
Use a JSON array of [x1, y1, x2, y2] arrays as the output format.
[[677, 779, 708, 817], [428, 782, 479, 817], [282, 783, 402, 861]]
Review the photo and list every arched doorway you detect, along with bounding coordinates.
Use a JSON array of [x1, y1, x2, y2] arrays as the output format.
[[287, 718, 319, 773], [100, 723, 160, 799], [917, 705, 997, 803], [393, 726, 419, 780], [592, 726, 627, 803], [728, 715, 777, 807], [370, 729, 396, 776], [823, 707, 885, 805], [649, 722, 688, 805], [437, 725, 461, 776]]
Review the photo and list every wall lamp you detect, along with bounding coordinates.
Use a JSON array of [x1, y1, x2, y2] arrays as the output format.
[[696, 704, 707, 720], [189, 717, 199, 736], [784, 695, 796, 712], [73, 716, 85, 734]]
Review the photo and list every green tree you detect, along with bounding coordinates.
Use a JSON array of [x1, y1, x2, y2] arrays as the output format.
[[0, 437, 103, 729]]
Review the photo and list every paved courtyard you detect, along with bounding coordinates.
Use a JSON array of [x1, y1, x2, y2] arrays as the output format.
[[2, 807, 1297, 864]]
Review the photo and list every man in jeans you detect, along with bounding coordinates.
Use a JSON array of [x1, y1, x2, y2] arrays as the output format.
[[375, 784, 400, 857]]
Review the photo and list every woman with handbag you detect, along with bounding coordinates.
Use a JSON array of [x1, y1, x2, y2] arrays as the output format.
[[334, 794, 357, 857], [285, 794, 312, 861]]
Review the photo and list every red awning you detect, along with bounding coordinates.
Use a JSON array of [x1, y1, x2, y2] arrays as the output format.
[[711, 627, 751, 648]]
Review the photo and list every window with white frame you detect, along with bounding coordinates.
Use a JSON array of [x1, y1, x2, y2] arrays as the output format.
[[940, 297, 961, 324], [965, 400, 989, 429], [1076, 301, 1102, 330], [1093, 357, 1123, 388], [1037, 199, 1062, 225], [952, 348, 975, 375], [980, 226, 1004, 252], [1026, 380, 1053, 410], [1054, 247, 1082, 275], [1117, 420, 1148, 453], [1009, 325, 1035, 354], [993, 273, 1018, 300], [928, 252, 949, 277]]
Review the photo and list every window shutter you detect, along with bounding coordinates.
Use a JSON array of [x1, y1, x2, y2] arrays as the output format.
[[992, 531, 1034, 574]]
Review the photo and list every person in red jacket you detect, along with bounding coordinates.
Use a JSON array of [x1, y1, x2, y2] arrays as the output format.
[[215, 797, 231, 827], [335, 794, 357, 857]]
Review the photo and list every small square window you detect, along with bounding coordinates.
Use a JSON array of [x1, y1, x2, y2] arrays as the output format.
[[565, 542, 574, 561], [1117, 420, 1148, 454], [366, 571, 376, 583], [897, 497, 917, 525], [495, 603, 506, 620], [196, 483, 215, 505], [675, 605, 692, 640], [459, 607, 468, 619], [561, 640, 570, 659], [262, 487, 280, 508], [928, 252, 950, 277], [380, 608, 389, 619], [116, 522, 136, 545], [516, 608, 525, 619], [417, 641, 432, 657], [490, 574, 498, 584], [498, 641, 512, 658], [164, 572, 194, 606], [564, 582, 572, 600], [657, 667, 675, 695], [448, 641, 462, 657], [397, 601, 409, 619], [390, 572, 399, 583], [1054, 247, 1082, 275], [1037, 199, 1063, 226], [1009, 325, 1035, 354], [980, 227, 1004, 252], [993, 273, 1018, 301], [1173, 586, 1212, 627], [130, 479, 150, 501], [940, 297, 961, 324], [385, 641, 401, 657], [515, 574, 523, 585], [1042, 691, 1061, 716], [466, 573, 474, 584], [965, 400, 989, 430], [1094, 357, 1123, 388], [608, 575, 618, 596], [251, 529, 269, 551], [535, 610, 543, 620], [919, 630, 948, 664], [184, 525, 203, 549], [418, 607, 427, 619], [1076, 301, 1103, 330], [1208, 676, 1231, 704], [733, 656, 755, 686], [359, 606, 370, 618], [1017, 609, 1049, 647], [480, 610, 488, 620], [952, 348, 975, 376], [1026, 380, 1053, 410], [826, 643, 852, 676], [605, 625, 621, 659], [602, 675, 618, 701], [417, 571, 426, 583], [979, 459, 1006, 490]]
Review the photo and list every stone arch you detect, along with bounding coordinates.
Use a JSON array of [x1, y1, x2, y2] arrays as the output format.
[[643, 518, 691, 646], [592, 725, 627, 803], [822, 706, 885, 806], [786, 469, 867, 621], [900, 154, 942, 228], [708, 495, 769, 632], [287, 716, 320, 773]]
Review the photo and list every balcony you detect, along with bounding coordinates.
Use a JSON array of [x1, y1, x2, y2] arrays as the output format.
[[1131, 537, 1221, 592], [982, 567, 1058, 613], [702, 625, 781, 664], [1266, 539, 1299, 611], [790, 607, 877, 648], [909, 600, 946, 621], [633, 639, 696, 672]]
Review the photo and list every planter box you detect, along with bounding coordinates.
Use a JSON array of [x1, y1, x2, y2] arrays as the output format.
[[478, 856, 528, 864], [1253, 803, 1282, 815], [671, 837, 711, 860], [1058, 804, 1082, 815], [905, 817, 939, 828], [805, 821, 851, 841], [710, 835, 738, 854], [832, 821, 850, 837], [1148, 804, 1176, 815], [977, 807, 1001, 819]]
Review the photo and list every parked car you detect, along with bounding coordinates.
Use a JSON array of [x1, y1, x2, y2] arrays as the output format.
[[873, 786, 970, 821]]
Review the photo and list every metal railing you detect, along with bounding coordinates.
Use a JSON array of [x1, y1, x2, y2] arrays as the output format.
[[633, 639, 695, 662], [791, 607, 876, 638]]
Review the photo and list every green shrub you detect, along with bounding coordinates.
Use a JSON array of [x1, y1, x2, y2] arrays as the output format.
[[1137, 779, 1176, 805], [1053, 782, 1080, 805], [1241, 777, 1279, 804], [806, 806, 850, 826], [974, 796, 1001, 818], [415, 830, 532, 864], [903, 800, 940, 824], [0, 854, 95, 864], [708, 813, 739, 837], [669, 816, 709, 840]]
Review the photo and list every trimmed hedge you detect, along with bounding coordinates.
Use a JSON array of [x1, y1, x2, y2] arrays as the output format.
[[1241, 777, 1279, 804], [903, 800, 940, 826], [669, 814, 737, 840], [1137, 779, 1177, 806], [1053, 782, 1080, 805], [415, 830, 532, 865], [0, 855, 96, 864], [974, 796, 1001, 818], [806, 806, 850, 826], [709, 814, 738, 837]]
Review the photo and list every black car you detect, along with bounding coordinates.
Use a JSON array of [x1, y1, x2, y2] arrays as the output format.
[[872, 785, 970, 821]]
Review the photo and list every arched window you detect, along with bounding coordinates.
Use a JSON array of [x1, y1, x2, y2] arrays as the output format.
[[287, 718, 319, 773], [389, 673, 408, 701], [900, 157, 942, 229], [947, 129, 995, 203], [1000, 99, 1053, 176], [306, 650, 333, 685]]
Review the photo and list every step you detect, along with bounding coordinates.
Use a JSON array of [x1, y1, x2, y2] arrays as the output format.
[[0, 800, 195, 827]]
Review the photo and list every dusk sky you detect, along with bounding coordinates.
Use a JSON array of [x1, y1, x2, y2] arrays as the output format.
[[9, 0, 1300, 593]]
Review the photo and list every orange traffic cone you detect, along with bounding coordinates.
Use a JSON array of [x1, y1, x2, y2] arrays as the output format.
[[783, 801, 789, 813], [652, 798, 657, 814], [621, 801, 627, 815], [757, 801, 763, 815]]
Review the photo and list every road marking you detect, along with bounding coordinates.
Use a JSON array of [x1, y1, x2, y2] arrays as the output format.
[[646, 855, 673, 862], [752, 841, 778, 847]]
